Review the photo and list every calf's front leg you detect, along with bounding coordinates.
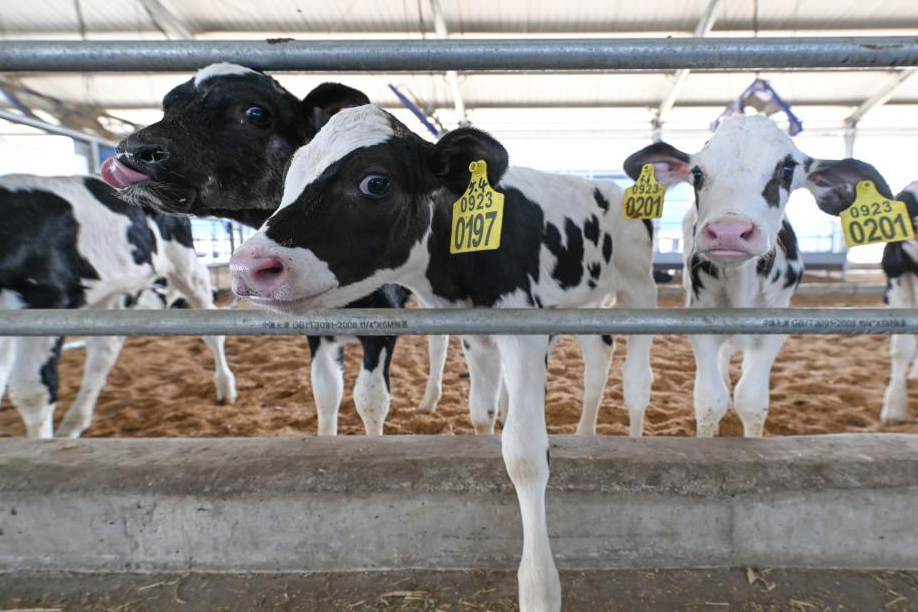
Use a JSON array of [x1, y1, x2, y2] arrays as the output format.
[[418, 334, 449, 413], [353, 335, 396, 435], [882, 333, 916, 423], [461, 335, 502, 435], [733, 334, 786, 438], [56, 336, 125, 438], [309, 336, 345, 435], [495, 334, 560, 612], [8, 337, 62, 439], [690, 334, 730, 437], [574, 334, 614, 435]]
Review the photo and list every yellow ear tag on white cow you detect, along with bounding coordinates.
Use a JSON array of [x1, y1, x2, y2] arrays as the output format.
[[450, 159, 505, 254], [839, 180, 915, 248], [622, 163, 666, 220]]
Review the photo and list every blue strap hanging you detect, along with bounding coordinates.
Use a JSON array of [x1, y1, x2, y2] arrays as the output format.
[[713, 78, 803, 136]]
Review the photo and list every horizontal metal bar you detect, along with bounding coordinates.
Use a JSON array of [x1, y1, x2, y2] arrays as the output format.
[[0, 37, 916, 72], [1, 308, 917, 337], [0, 109, 117, 148]]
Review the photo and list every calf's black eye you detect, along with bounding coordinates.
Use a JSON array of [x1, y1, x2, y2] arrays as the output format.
[[691, 166, 704, 185], [244, 105, 270, 126], [781, 159, 798, 183], [359, 174, 391, 198]]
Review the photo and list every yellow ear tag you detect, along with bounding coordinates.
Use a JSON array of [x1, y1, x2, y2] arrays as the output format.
[[840, 180, 915, 248], [622, 163, 666, 220], [450, 159, 505, 254]]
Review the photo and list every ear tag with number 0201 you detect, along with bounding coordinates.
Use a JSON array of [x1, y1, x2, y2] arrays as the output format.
[[622, 163, 666, 220], [450, 159, 505, 254], [839, 180, 915, 248]]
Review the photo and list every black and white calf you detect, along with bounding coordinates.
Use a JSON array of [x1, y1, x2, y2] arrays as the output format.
[[810, 177, 918, 422], [102, 63, 433, 435], [626, 115, 885, 437], [229, 104, 657, 611], [0, 174, 236, 438]]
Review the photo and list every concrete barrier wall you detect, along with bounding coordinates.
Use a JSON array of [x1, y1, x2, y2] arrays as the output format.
[[1, 434, 916, 573]]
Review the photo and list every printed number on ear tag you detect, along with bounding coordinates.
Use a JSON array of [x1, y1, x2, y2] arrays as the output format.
[[622, 164, 666, 220], [840, 181, 915, 248], [450, 159, 505, 254]]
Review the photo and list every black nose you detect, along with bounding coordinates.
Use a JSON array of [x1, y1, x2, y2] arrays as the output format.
[[122, 141, 170, 165]]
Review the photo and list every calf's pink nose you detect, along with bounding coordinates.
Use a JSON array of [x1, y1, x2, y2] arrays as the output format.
[[701, 220, 759, 251], [230, 254, 287, 295]]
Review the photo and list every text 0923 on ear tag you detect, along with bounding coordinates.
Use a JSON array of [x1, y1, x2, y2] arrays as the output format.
[[840, 180, 914, 248], [622, 163, 666, 220], [450, 159, 505, 254]]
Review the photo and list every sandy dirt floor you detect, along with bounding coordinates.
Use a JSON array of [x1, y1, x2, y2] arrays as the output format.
[[2, 290, 917, 438]]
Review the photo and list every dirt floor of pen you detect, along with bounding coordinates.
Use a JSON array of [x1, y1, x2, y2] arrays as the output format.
[[2, 291, 917, 438]]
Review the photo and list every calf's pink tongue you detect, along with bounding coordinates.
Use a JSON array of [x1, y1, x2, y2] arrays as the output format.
[[100, 157, 149, 189]]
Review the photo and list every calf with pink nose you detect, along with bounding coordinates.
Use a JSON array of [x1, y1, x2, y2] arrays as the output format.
[[232, 103, 659, 612], [626, 115, 886, 437]]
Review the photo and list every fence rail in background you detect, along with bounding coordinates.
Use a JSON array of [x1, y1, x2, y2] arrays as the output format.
[[0, 37, 916, 72], [1, 308, 917, 337]]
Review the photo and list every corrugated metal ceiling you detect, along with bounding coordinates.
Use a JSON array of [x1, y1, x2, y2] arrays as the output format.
[[1, 0, 917, 134]]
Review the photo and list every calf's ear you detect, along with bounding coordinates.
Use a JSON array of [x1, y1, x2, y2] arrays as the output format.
[[805, 158, 892, 216], [300, 83, 371, 136], [623, 142, 691, 185], [428, 128, 509, 194]]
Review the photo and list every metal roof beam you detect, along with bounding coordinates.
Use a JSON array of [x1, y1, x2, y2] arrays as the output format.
[[135, 0, 193, 40], [653, 0, 722, 139], [844, 67, 917, 128], [426, 0, 468, 126]]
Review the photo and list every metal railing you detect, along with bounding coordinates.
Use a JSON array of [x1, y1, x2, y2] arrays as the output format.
[[0, 37, 915, 72], [0, 36, 912, 340], [1, 308, 915, 337]]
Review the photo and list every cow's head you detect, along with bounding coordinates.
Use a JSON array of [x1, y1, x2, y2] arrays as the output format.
[[102, 63, 368, 218], [230, 104, 508, 312], [625, 115, 884, 265]]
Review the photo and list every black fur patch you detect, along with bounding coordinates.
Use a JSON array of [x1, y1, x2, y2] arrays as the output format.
[[426, 187, 544, 307], [544, 218, 585, 289], [583, 215, 600, 245], [587, 262, 601, 280], [762, 177, 781, 208], [0, 185, 100, 309], [777, 219, 800, 262], [881, 241, 918, 283], [151, 213, 194, 248], [593, 188, 610, 213], [83, 177, 157, 266], [784, 264, 802, 289], [689, 253, 720, 298], [756, 249, 776, 277], [39, 338, 64, 405], [601, 334, 613, 346], [361, 336, 398, 390], [602, 234, 613, 263]]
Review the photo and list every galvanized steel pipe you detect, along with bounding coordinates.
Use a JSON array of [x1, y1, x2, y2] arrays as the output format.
[[0, 308, 916, 336], [0, 37, 916, 72]]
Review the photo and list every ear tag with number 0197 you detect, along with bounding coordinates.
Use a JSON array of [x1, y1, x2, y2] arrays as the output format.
[[450, 159, 505, 254], [839, 180, 915, 248], [622, 163, 666, 220]]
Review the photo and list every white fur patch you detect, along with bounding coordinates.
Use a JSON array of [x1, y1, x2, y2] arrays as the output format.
[[0, 289, 26, 310], [194, 63, 259, 87], [279, 105, 395, 208]]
